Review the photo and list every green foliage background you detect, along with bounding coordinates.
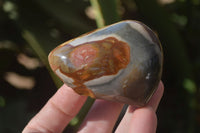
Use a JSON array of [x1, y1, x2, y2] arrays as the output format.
[[0, 0, 200, 132]]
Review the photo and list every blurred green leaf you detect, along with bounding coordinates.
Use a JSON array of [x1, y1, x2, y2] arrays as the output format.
[[171, 13, 188, 27], [0, 96, 5, 107], [183, 78, 197, 94], [35, 0, 94, 34], [90, 0, 120, 27], [69, 117, 79, 126]]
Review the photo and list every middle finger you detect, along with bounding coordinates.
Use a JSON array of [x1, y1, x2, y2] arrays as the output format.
[[78, 99, 123, 133]]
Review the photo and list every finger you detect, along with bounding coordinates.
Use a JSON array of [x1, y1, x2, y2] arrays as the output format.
[[147, 81, 164, 111], [115, 81, 164, 133], [78, 100, 124, 133], [115, 106, 136, 133], [128, 107, 157, 133], [23, 84, 87, 133]]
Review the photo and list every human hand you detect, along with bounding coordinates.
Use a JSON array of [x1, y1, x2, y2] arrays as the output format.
[[22, 81, 164, 133]]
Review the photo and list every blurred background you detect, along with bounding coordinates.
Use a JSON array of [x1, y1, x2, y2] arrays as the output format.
[[0, 0, 200, 132]]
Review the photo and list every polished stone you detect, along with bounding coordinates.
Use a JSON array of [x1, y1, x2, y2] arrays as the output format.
[[48, 20, 163, 106]]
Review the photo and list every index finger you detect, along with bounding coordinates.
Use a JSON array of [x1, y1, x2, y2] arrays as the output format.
[[22, 84, 87, 133]]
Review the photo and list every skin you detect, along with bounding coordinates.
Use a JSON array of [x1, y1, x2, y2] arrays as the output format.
[[22, 81, 164, 133]]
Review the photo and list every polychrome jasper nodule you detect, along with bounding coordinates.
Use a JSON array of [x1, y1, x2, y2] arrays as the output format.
[[48, 20, 163, 106]]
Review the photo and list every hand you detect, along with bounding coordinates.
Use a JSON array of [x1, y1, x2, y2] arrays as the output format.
[[23, 81, 164, 133]]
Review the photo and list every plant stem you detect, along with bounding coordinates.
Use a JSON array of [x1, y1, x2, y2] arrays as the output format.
[[90, 0, 120, 27], [22, 30, 62, 88]]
